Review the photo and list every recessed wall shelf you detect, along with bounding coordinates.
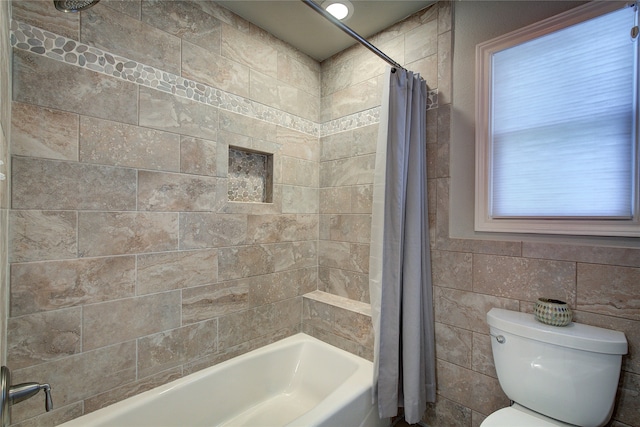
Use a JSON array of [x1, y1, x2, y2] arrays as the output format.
[[228, 146, 273, 203]]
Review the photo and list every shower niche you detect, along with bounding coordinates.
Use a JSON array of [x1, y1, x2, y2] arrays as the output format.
[[228, 146, 274, 203]]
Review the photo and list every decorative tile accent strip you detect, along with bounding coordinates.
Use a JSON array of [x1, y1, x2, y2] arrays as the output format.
[[10, 20, 438, 138], [320, 88, 437, 137]]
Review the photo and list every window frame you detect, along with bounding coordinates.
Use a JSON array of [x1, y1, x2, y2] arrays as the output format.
[[475, 1, 640, 237]]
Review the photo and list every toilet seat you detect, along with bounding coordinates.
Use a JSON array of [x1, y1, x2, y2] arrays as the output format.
[[480, 405, 574, 427]]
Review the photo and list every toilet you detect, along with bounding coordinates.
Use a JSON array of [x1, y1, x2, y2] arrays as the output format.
[[481, 308, 628, 427]]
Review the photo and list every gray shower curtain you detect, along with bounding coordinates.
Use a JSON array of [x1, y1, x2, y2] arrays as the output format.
[[369, 67, 436, 424]]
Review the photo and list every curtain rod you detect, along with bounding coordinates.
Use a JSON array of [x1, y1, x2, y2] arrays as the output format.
[[301, 0, 404, 71]]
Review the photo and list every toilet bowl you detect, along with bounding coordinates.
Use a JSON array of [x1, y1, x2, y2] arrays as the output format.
[[481, 308, 627, 427]]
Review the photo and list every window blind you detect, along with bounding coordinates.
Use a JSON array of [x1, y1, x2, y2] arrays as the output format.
[[490, 5, 637, 218]]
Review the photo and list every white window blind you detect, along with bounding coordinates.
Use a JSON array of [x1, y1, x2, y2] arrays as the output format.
[[490, 4, 637, 219]]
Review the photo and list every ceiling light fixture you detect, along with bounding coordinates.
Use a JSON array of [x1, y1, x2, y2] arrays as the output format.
[[322, 0, 354, 21]]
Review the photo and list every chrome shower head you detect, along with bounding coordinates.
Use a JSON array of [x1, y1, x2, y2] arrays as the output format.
[[54, 0, 100, 13]]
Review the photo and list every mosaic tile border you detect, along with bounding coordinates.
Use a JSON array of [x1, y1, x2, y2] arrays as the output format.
[[10, 20, 437, 138]]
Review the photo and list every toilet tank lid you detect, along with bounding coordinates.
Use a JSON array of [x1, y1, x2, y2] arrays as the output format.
[[487, 308, 628, 355]]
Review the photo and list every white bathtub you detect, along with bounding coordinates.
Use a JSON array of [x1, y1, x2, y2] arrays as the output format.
[[59, 333, 390, 427]]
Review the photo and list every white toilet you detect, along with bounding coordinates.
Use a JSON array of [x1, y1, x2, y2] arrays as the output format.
[[481, 308, 628, 427]]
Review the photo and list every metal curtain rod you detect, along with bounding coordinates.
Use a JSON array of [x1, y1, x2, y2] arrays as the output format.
[[301, 0, 404, 70]]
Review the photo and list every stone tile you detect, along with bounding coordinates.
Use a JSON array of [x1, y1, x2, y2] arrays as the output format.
[[78, 212, 179, 257], [329, 77, 382, 120], [405, 19, 438, 64], [139, 86, 218, 141], [318, 240, 369, 274], [83, 291, 181, 350], [218, 244, 275, 281], [523, 242, 640, 268], [277, 126, 319, 162], [318, 267, 369, 303], [246, 214, 317, 244], [277, 52, 320, 97], [101, 0, 141, 19], [329, 214, 371, 244], [7, 307, 81, 369], [319, 187, 352, 214], [577, 263, 640, 321], [80, 116, 180, 171], [137, 319, 218, 378], [10, 256, 136, 316], [302, 324, 363, 359], [182, 280, 251, 324], [221, 23, 278, 78], [217, 298, 301, 349], [333, 306, 373, 348], [438, 31, 453, 105], [319, 154, 376, 187], [179, 213, 248, 249], [141, 0, 222, 52], [11, 102, 79, 161], [82, 6, 181, 74], [302, 295, 372, 349], [281, 156, 318, 187], [9, 210, 77, 263], [321, 125, 377, 162], [432, 250, 472, 290], [352, 185, 373, 214], [436, 359, 508, 416], [249, 70, 319, 122], [84, 367, 183, 414], [250, 268, 317, 306], [473, 254, 576, 306], [615, 371, 640, 427], [13, 50, 137, 125], [181, 136, 220, 177], [434, 287, 519, 334], [137, 171, 221, 212], [137, 249, 218, 295], [12, 401, 83, 427], [472, 332, 497, 378], [282, 186, 318, 214], [422, 396, 473, 427], [11, 342, 136, 422], [182, 40, 250, 98], [218, 111, 278, 143], [12, 157, 137, 211], [435, 322, 472, 368], [266, 241, 317, 272], [11, 0, 79, 40], [249, 269, 298, 307]]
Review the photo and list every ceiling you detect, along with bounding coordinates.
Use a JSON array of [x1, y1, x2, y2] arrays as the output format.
[[215, 0, 435, 62]]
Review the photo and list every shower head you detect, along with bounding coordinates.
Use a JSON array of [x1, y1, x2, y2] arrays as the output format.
[[54, 0, 99, 13]]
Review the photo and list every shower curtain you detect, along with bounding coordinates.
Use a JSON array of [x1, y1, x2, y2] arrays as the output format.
[[369, 67, 436, 424]]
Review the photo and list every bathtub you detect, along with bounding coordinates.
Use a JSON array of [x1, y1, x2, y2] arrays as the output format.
[[59, 333, 389, 427]]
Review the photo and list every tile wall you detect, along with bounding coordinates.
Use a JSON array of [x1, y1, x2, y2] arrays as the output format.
[[3, 1, 639, 427], [316, 2, 639, 427], [0, 0, 10, 367], [7, 1, 321, 425]]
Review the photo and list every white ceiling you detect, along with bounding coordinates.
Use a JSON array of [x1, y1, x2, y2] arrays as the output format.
[[215, 0, 435, 61]]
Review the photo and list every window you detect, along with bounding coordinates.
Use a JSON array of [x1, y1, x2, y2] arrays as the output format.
[[475, 1, 639, 237]]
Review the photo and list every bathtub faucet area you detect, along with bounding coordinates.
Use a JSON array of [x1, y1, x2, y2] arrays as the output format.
[[0, 366, 53, 427]]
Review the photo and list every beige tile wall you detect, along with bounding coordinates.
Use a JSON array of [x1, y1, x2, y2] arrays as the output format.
[[8, 1, 320, 425], [0, 0, 11, 367], [319, 2, 639, 427], [5, 1, 639, 427]]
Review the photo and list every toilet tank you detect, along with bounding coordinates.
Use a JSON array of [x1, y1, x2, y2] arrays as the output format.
[[487, 308, 627, 427]]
